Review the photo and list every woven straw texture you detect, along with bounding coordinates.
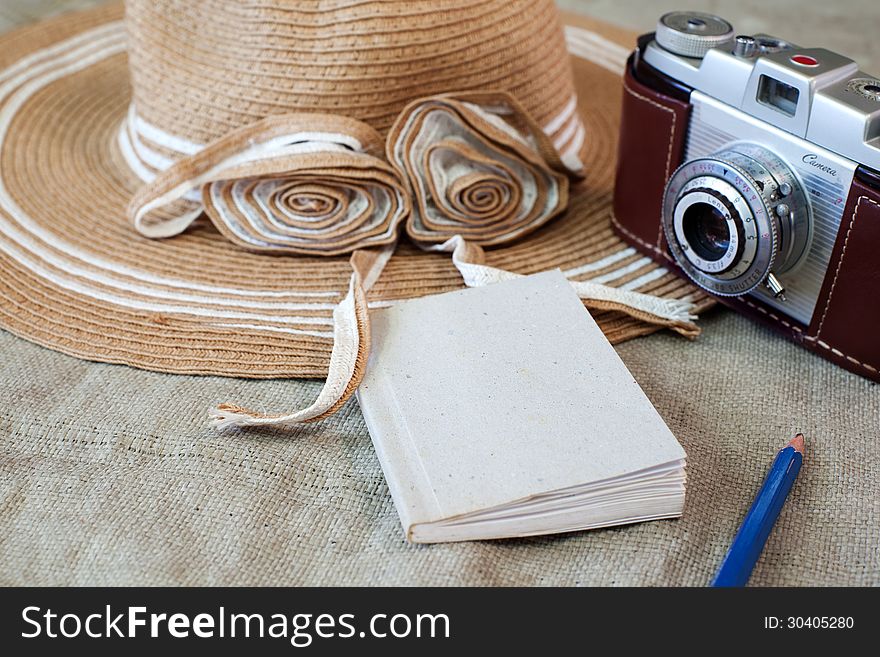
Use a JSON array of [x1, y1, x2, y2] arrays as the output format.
[[125, 0, 581, 146], [1, 3, 877, 587], [0, 1, 709, 379]]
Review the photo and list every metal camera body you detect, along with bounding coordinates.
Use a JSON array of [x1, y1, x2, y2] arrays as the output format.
[[612, 11, 880, 381]]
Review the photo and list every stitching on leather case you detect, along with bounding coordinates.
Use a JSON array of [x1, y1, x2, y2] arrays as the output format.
[[741, 297, 878, 374], [805, 339, 878, 374], [740, 298, 804, 333], [812, 195, 877, 339], [610, 211, 674, 263], [621, 82, 677, 250]]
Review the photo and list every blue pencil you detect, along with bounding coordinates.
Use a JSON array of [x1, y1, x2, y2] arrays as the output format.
[[712, 434, 805, 587]]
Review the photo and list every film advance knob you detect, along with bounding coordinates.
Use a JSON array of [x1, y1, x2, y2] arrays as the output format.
[[655, 11, 735, 58]]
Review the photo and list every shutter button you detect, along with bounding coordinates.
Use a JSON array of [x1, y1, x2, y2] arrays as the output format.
[[790, 54, 819, 67]]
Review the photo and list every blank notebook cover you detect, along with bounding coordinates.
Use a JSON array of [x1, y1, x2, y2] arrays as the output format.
[[356, 270, 686, 544]]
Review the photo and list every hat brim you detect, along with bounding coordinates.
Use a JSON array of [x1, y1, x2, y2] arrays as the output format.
[[0, 3, 708, 378]]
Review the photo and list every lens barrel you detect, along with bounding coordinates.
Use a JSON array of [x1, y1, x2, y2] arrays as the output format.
[[662, 144, 810, 297]]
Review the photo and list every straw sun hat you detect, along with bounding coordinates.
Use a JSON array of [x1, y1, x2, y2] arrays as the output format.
[[0, 1, 709, 428]]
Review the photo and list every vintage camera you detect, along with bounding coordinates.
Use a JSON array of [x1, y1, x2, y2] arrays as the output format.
[[613, 11, 880, 381]]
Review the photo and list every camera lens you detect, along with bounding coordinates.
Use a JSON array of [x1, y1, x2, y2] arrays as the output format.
[[681, 203, 730, 261], [662, 144, 810, 297]]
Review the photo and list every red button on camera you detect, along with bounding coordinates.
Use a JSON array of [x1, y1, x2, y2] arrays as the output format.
[[790, 54, 819, 67]]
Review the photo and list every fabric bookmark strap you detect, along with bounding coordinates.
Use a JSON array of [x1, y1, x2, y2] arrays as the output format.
[[211, 234, 697, 430], [432, 236, 700, 338], [209, 244, 395, 429]]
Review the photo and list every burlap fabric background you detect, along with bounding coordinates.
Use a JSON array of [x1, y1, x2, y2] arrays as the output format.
[[1, 2, 878, 586]]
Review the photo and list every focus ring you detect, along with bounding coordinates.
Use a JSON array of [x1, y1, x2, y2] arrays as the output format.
[[685, 186, 739, 224], [662, 153, 783, 297], [698, 154, 781, 276]]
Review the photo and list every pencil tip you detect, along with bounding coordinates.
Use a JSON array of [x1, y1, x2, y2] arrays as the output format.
[[788, 433, 805, 454]]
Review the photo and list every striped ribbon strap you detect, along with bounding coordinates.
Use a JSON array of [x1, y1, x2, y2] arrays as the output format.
[[209, 244, 395, 429], [431, 236, 699, 337]]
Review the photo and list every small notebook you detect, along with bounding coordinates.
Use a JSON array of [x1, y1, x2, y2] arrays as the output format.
[[356, 270, 686, 543]]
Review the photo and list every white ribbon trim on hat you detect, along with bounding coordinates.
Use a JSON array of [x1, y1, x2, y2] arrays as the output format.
[[130, 132, 370, 240], [125, 112, 411, 258]]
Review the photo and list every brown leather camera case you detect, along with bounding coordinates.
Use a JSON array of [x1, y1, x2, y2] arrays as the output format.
[[612, 57, 880, 382]]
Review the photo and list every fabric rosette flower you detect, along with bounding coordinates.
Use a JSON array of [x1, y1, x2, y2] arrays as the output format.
[[129, 114, 410, 256], [387, 91, 576, 247]]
